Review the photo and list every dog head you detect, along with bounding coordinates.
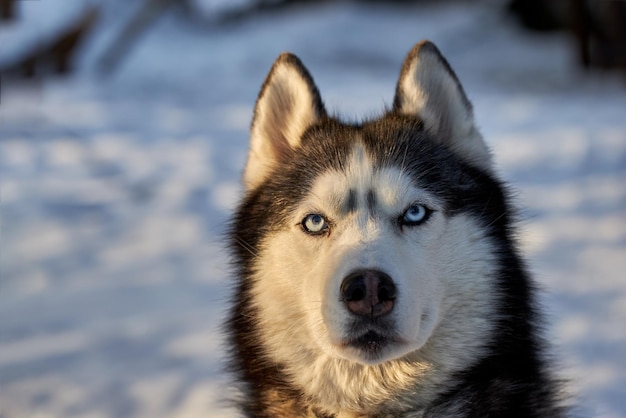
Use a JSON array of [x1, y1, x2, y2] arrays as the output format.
[[234, 41, 500, 372]]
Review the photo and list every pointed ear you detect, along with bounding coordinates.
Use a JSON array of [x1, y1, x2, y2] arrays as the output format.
[[393, 41, 492, 170], [244, 53, 326, 190]]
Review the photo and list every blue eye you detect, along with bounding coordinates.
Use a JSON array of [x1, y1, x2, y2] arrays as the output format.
[[401, 204, 431, 226], [302, 214, 329, 235]]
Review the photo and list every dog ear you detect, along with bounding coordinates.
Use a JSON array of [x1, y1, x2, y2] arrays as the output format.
[[244, 53, 326, 190], [393, 41, 492, 169]]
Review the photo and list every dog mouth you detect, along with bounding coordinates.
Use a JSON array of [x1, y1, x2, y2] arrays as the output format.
[[342, 330, 398, 359], [352, 331, 387, 351]]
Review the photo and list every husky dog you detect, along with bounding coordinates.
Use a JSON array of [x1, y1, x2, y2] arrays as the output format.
[[226, 41, 564, 417]]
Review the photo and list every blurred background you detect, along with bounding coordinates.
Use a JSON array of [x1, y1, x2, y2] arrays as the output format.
[[1, 0, 625, 417]]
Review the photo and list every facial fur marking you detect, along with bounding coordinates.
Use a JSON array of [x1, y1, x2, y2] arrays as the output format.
[[366, 189, 377, 216], [346, 188, 357, 214], [341, 188, 378, 218]]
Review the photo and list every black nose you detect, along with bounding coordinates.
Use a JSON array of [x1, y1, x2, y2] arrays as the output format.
[[340, 269, 396, 318]]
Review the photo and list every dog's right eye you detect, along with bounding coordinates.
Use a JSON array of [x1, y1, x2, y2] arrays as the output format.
[[301, 214, 329, 235]]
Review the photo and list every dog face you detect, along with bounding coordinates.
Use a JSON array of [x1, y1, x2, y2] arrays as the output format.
[[235, 42, 500, 372], [284, 157, 446, 365]]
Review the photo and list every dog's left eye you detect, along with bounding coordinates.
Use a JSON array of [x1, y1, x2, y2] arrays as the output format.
[[302, 214, 329, 235], [401, 204, 432, 226]]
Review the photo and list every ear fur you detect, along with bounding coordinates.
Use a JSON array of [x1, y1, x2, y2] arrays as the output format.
[[244, 53, 326, 190], [393, 41, 492, 169]]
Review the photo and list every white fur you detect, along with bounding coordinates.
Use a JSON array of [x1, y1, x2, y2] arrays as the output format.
[[249, 142, 500, 415]]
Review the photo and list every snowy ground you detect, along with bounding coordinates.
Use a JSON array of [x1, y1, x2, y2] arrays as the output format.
[[1, 2, 625, 417]]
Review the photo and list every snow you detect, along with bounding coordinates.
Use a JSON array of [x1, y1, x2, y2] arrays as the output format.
[[188, 0, 262, 18], [1, 2, 625, 417]]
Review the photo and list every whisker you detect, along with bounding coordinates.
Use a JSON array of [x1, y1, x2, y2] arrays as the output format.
[[235, 235, 258, 257]]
